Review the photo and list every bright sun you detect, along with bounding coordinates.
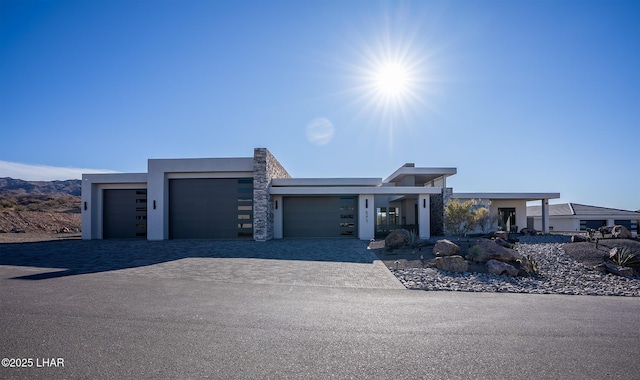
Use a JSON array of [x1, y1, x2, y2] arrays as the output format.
[[374, 62, 409, 96]]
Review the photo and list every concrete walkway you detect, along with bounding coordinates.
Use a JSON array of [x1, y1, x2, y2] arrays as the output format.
[[0, 238, 404, 289]]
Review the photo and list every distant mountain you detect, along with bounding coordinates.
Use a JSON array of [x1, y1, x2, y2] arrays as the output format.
[[0, 177, 81, 197]]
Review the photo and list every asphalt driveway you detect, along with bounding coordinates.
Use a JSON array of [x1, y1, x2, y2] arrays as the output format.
[[1, 239, 639, 379]]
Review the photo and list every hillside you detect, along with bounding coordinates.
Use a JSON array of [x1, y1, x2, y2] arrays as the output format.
[[0, 177, 81, 235]]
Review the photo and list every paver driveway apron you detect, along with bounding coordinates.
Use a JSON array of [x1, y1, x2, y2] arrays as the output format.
[[0, 238, 405, 289]]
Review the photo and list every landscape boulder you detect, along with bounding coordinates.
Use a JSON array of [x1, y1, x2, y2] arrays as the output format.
[[486, 259, 519, 276], [433, 239, 460, 256], [611, 225, 632, 239], [385, 229, 409, 249], [520, 227, 538, 236], [435, 255, 469, 273], [571, 234, 589, 243], [603, 262, 637, 278], [472, 239, 522, 263], [599, 226, 614, 236], [494, 237, 513, 248], [494, 231, 509, 241]]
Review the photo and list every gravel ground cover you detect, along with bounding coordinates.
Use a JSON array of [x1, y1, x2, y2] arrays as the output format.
[[391, 235, 640, 297]]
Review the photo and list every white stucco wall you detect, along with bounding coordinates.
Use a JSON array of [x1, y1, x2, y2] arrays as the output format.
[[358, 194, 375, 240], [272, 195, 283, 239], [532, 217, 579, 232], [450, 198, 527, 234], [81, 173, 148, 240], [418, 194, 430, 239]]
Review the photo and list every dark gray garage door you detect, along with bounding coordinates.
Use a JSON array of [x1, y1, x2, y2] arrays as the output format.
[[103, 189, 147, 238], [283, 196, 357, 238], [169, 178, 253, 239], [614, 220, 638, 233], [580, 220, 607, 230]]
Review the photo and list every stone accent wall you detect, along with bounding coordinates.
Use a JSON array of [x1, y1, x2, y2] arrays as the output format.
[[253, 148, 291, 241], [430, 192, 444, 236], [441, 187, 453, 235]]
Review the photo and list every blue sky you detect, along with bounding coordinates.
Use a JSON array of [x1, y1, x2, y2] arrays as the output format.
[[1, 0, 638, 210]]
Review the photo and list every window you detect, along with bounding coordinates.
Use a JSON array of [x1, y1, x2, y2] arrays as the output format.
[[498, 208, 516, 232]]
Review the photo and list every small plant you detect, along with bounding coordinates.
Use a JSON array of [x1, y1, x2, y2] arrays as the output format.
[[465, 244, 482, 261], [406, 230, 421, 248], [586, 228, 596, 242], [516, 254, 540, 275], [609, 247, 640, 267]]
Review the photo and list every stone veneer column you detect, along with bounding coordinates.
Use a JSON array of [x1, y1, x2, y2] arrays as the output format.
[[441, 187, 453, 236], [253, 148, 291, 241], [429, 192, 444, 236]]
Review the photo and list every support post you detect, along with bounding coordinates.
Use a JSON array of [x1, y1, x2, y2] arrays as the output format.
[[541, 199, 550, 235], [418, 194, 431, 240]]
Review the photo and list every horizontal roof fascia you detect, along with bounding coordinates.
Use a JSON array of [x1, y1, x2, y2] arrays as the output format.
[[271, 178, 382, 187], [270, 186, 442, 195], [82, 173, 147, 184], [384, 167, 457, 184], [452, 192, 560, 201], [148, 157, 254, 173]]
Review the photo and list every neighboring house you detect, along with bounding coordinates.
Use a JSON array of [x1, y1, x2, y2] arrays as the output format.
[[81, 148, 559, 241], [527, 203, 640, 234]]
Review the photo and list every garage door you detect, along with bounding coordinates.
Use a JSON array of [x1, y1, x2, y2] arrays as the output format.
[[580, 220, 606, 230], [103, 189, 147, 238], [283, 196, 357, 238], [614, 220, 638, 233], [169, 178, 253, 239]]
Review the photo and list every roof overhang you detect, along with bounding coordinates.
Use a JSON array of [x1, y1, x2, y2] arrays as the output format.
[[452, 192, 560, 201], [383, 167, 457, 185], [271, 178, 382, 187], [82, 173, 147, 184], [270, 186, 443, 196]]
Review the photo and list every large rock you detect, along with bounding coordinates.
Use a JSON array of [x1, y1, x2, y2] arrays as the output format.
[[599, 226, 614, 236], [519, 227, 538, 236], [433, 239, 460, 256], [472, 239, 522, 263], [494, 231, 509, 241], [494, 237, 512, 248], [611, 225, 632, 239], [385, 229, 409, 249], [603, 262, 637, 277], [486, 259, 519, 276], [571, 234, 589, 243], [435, 255, 469, 272]]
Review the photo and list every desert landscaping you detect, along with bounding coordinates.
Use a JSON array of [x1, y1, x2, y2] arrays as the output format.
[[372, 228, 640, 296]]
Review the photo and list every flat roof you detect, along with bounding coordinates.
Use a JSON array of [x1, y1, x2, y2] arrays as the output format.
[[452, 192, 560, 201], [269, 186, 443, 196], [383, 166, 457, 185], [271, 178, 382, 187]]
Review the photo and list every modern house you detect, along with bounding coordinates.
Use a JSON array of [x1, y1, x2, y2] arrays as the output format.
[[527, 203, 640, 235], [81, 148, 559, 240]]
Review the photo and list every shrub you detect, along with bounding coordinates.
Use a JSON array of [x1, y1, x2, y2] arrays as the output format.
[[444, 199, 478, 237], [474, 208, 499, 234], [466, 245, 482, 261], [609, 247, 640, 267]]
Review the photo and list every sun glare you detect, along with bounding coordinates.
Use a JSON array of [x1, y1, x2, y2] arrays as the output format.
[[374, 62, 409, 96]]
